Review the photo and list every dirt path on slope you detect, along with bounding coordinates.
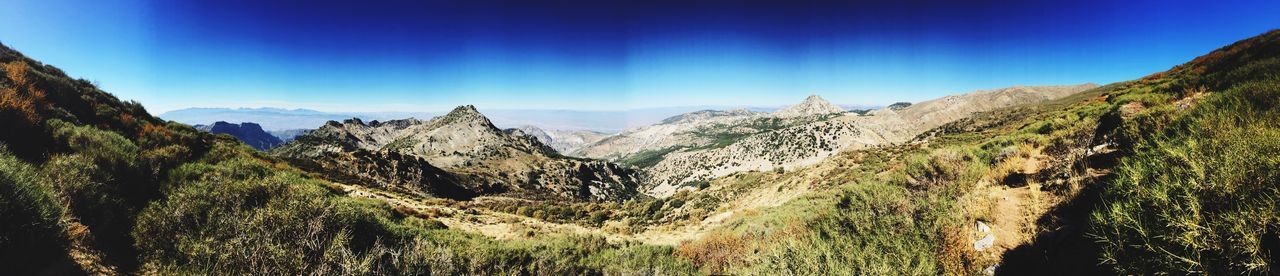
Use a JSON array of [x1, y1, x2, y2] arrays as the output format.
[[335, 164, 818, 246], [64, 217, 119, 275], [339, 184, 629, 242], [338, 177, 812, 247]]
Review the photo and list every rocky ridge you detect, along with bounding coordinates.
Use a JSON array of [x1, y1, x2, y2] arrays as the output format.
[[273, 105, 640, 201], [195, 121, 284, 150], [642, 84, 1098, 196], [571, 88, 1098, 197]]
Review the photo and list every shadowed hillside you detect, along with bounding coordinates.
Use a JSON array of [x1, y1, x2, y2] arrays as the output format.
[[195, 121, 284, 150]]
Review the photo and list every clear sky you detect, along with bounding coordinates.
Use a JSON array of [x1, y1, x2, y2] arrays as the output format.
[[1, 0, 1277, 113]]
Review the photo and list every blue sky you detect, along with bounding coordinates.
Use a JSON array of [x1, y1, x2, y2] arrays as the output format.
[[1, 0, 1277, 113]]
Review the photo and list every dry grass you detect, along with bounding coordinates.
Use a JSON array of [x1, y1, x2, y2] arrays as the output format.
[[675, 230, 751, 274]]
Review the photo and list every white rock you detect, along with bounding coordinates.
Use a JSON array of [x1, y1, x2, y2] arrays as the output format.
[[976, 221, 991, 233], [974, 234, 995, 251]]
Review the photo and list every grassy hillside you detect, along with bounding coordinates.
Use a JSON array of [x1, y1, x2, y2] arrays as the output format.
[[1088, 29, 1280, 274], [665, 29, 1280, 275], [527, 29, 1269, 274]]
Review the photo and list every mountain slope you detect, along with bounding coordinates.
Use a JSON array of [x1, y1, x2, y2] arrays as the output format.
[[570, 108, 769, 161], [1079, 30, 1280, 275], [0, 41, 693, 275], [273, 105, 640, 201], [505, 125, 609, 154], [572, 87, 1095, 196], [641, 29, 1280, 275]]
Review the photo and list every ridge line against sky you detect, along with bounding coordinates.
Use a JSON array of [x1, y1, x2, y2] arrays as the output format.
[[2, 0, 1279, 113]]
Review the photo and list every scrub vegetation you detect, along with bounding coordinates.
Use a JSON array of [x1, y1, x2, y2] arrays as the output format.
[[1, 28, 1278, 275]]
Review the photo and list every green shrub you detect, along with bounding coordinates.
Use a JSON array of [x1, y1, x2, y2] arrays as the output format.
[[0, 146, 70, 273], [903, 147, 986, 191], [48, 119, 139, 168], [746, 181, 953, 275]]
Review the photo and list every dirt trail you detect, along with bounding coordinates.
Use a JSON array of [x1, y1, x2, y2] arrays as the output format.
[[338, 176, 813, 247], [982, 185, 1040, 254], [340, 184, 628, 242], [64, 217, 119, 275]]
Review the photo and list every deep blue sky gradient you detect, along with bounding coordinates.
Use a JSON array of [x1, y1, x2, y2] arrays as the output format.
[[2, 0, 1278, 112]]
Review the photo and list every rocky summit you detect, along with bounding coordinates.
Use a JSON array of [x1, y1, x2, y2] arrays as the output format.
[[273, 105, 640, 201], [772, 95, 847, 117]]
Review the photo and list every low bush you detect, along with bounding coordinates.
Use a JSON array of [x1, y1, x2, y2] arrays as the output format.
[[0, 146, 70, 274]]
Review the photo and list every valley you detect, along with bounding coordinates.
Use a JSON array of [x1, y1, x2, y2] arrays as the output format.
[[1, 20, 1278, 275]]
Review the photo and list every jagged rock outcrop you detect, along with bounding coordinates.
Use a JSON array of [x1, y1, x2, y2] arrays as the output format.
[[195, 121, 284, 150], [273, 105, 639, 201]]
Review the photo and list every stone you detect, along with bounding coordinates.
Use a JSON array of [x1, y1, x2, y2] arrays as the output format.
[[974, 234, 995, 251]]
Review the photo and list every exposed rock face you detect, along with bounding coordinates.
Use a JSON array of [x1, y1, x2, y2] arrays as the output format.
[[195, 121, 284, 150], [574, 87, 1099, 197], [772, 95, 847, 117], [273, 105, 640, 201], [649, 85, 1098, 196], [505, 125, 609, 154]]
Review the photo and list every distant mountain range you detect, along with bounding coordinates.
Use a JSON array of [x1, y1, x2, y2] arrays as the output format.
[[158, 104, 879, 133]]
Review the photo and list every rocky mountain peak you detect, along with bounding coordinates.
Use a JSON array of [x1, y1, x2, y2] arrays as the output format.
[[773, 94, 846, 117], [437, 105, 497, 129], [344, 118, 366, 126], [449, 104, 481, 116], [275, 104, 641, 201]]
